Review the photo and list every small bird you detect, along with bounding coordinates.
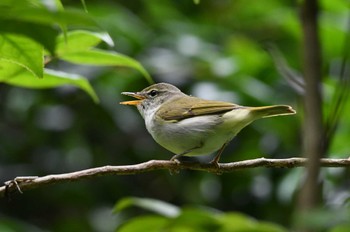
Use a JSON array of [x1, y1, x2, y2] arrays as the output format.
[[120, 83, 296, 165]]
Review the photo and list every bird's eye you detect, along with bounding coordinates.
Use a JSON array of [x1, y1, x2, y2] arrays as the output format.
[[148, 90, 158, 97]]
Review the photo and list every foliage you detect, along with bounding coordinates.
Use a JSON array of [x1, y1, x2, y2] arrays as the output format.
[[114, 197, 287, 232], [0, 0, 349, 231], [0, 0, 151, 104]]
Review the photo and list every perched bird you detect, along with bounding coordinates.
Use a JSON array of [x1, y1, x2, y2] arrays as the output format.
[[120, 83, 296, 165]]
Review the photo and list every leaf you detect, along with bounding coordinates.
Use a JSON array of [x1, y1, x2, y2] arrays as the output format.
[[114, 197, 180, 218], [218, 213, 287, 232], [54, 0, 65, 11], [59, 48, 153, 84], [0, 62, 25, 81], [171, 207, 220, 231], [4, 68, 99, 103], [118, 215, 168, 232], [0, 0, 100, 46], [0, 20, 59, 55], [114, 198, 288, 232], [80, 0, 88, 12], [55, 30, 114, 56], [0, 34, 43, 78], [0, 4, 99, 29], [331, 224, 350, 232]]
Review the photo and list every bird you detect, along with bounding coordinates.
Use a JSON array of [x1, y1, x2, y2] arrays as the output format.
[[120, 83, 296, 165]]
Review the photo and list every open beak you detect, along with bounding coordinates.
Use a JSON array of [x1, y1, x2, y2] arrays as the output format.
[[120, 92, 145, 105]]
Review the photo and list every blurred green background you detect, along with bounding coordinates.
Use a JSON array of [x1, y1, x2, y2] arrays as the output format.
[[0, 0, 349, 231]]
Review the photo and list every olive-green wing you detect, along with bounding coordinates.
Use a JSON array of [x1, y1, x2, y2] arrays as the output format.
[[157, 96, 239, 121]]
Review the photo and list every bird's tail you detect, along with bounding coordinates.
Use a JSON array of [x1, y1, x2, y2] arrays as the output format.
[[249, 105, 296, 118]]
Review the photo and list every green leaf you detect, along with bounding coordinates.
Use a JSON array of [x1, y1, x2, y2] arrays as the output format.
[[80, 0, 88, 12], [54, 0, 65, 11], [0, 34, 43, 78], [0, 62, 25, 81], [0, 0, 100, 44], [59, 48, 153, 84], [331, 224, 350, 232], [114, 197, 180, 218], [118, 215, 168, 232], [171, 207, 220, 231], [0, 5, 99, 29], [4, 68, 99, 103], [219, 213, 287, 232], [0, 20, 59, 55], [55, 30, 114, 55]]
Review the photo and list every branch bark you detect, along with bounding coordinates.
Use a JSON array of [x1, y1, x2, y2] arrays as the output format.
[[1, 157, 349, 198]]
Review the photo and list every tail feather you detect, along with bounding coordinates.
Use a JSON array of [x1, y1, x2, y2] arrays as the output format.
[[249, 105, 296, 118]]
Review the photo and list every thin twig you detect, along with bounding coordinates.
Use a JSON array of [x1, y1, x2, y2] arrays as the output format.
[[1, 157, 350, 198]]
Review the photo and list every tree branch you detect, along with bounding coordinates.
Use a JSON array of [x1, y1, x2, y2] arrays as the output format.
[[1, 157, 350, 198]]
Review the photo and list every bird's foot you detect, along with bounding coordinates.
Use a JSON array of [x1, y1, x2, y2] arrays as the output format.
[[209, 159, 223, 175], [169, 155, 181, 175]]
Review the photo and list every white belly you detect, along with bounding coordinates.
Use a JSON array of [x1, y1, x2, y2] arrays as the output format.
[[144, 108, 254, 157]]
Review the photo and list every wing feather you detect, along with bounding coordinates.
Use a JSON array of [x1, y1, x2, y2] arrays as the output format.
[[157, 96, 239, 121]]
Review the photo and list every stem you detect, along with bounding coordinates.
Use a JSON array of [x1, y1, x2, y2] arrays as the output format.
[[298, 0, 324, 226]]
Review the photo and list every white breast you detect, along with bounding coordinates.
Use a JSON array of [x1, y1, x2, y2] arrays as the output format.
[[142, 107, 255, 157]]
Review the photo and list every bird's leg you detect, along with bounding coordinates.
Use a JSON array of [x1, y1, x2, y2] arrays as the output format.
[[170, 148, 196, 163], [170, 153, 185, 163], [210, 142, 229, 167], [169, 145, 202, 175], [170, 142, 204, 163]]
